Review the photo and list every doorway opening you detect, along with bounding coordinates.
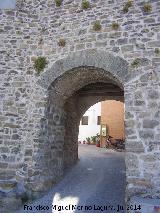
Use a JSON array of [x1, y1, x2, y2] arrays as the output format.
[[63, 79, 126, 207], [62, 77, 124, 169], [32, 50, 132, 201], [78, 100, 125, 149]]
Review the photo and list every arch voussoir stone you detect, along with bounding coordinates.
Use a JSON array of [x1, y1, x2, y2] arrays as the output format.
[[38, 50, 129, 89]]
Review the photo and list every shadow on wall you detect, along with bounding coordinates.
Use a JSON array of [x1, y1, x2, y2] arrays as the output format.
[[16, 146, 126, 213]]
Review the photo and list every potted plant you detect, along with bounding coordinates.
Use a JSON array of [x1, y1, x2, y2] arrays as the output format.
[[96, 133, 100, 147], [91, 136, 96, 145], [86, 137, 91, 145]]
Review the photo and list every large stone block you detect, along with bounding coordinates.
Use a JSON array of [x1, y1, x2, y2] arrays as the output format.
[[143, 120, 159, 129], [126, 141, 145, 153], [139, 131, 154, 140]]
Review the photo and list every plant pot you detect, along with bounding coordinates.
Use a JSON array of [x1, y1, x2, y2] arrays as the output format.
[[90, 141, 95, 145]]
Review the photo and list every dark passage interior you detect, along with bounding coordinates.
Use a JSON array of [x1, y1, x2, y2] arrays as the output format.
[[63, 79, 124, 169]]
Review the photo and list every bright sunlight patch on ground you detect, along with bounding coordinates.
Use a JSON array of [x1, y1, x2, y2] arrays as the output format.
[[52, 193, 79, 213]]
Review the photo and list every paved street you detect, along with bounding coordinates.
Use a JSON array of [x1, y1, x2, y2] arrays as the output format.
[[15, 145, 126, 213]]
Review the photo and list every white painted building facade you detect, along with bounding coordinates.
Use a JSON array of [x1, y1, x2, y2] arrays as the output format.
[[78, 102, 101, 142]]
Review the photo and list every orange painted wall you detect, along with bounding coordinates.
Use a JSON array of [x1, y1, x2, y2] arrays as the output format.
[[101, 100, 125, 140]]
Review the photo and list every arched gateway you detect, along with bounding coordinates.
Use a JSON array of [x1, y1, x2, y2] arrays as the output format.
[[37, 50, 126, 174], [1, 50, 160, 211], [22, 49, 159, 197]]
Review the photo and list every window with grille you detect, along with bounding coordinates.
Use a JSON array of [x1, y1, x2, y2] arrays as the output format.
[[97, 116, 101, 125], [81, 116, 88, 125]]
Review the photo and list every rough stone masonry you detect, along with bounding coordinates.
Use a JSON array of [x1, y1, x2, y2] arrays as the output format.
[[0, 0, 160, 212]]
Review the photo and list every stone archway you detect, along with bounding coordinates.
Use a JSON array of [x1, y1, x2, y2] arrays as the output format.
[[22, 49, 159, 202], [57, 68, 124, 169], [28, 50, 128, 194]]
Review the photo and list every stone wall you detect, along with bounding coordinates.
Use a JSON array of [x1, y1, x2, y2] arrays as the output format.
[[0, 0, 160, 212]]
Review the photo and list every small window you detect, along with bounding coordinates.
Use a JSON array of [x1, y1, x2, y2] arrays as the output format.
[[97, 116, 101, 125], [0, 0, 16, 9], [81, 116, 88, 125]]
